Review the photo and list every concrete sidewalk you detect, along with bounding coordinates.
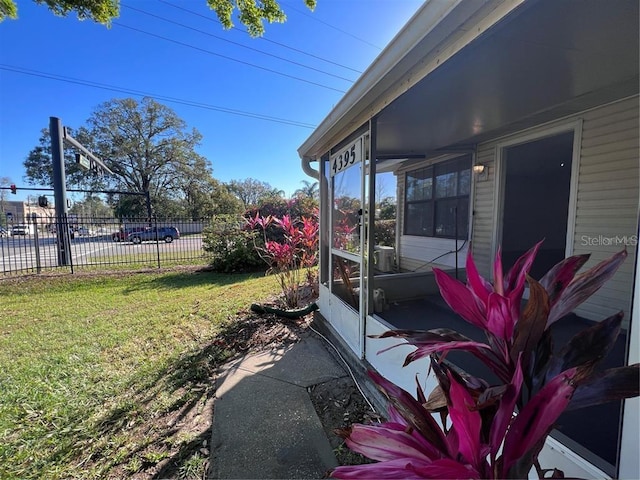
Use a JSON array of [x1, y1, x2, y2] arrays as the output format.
[[209, 332, 348, 479]]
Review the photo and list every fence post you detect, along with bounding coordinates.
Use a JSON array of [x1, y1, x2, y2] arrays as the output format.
[[32, 214, 42, 274], [0, 228, 6, 274], [154, 217, 161, 269]]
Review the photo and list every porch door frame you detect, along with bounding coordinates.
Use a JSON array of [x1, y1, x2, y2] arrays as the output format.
[[491, 119, 583, 275], [328, 128, 370, 358], [619, 236, 639, 478]]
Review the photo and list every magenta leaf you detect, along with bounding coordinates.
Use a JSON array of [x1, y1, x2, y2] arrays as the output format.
[[412, 458, 482, 479], [502, 368, 577, 475], [332, 458, 482, 479], [403, 341, 495, 367], [331, 458, 433, 479], [539, 254, 590, 304], [343, 423, 443, 462], [434, 268, 486, 329], [374, 329, 509, 381], [489, 358, 523, 456], [447, 372, 483, 467], [368, 371, 449, 455], [485, 292, 515, 342], [503, 240, 543, 298], [547, 249, 627, 326], [375, 329, 492, 366], [465, 249, 492, 304]]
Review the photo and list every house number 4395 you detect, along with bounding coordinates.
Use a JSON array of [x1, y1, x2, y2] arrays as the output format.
[[331, 137, 363, 176]]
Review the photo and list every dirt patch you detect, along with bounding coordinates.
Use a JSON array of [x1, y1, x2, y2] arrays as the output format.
[[308, 376, 378, 468]]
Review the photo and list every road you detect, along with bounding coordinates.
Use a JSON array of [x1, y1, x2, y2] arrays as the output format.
[[0, 233, 205, 274]]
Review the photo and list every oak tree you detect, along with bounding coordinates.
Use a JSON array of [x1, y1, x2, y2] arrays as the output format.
[[24, 97, 222, 218], [89, 97, 214, 217], [227, 177, 284, 209], [24, 126, 107, 192], [1, 0, 316, 36]]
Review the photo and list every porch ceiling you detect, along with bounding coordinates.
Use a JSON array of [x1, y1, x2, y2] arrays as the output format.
[[375, 0, 639, 159], [299, 0, 639, 162]]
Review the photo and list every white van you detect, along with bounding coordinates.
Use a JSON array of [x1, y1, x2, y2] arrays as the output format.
[[11, 224, 34, 236]]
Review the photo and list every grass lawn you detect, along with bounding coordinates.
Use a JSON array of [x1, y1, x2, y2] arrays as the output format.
[[0, 269, 279, 479]]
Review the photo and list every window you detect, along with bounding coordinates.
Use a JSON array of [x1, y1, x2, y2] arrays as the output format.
[[404, 156, 471, 239]]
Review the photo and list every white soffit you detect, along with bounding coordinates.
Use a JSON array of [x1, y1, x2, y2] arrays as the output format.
[[298, 0, 525, 160]]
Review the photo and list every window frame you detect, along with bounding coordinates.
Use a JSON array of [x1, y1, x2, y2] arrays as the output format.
[[403, 156, 471, 239]]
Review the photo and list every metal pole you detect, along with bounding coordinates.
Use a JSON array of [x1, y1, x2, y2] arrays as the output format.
[[154, 217, 161, 269], [145, 191, 152, 222], [50, 117, 70, 266], [33, 214, 41, 274], [454, 206, 459, 279]]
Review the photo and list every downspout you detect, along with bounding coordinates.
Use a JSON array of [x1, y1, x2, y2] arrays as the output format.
[[301, 156, 320, 180]]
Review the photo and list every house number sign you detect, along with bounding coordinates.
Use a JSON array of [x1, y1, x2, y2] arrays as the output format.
[[330, 135, 364, 176]]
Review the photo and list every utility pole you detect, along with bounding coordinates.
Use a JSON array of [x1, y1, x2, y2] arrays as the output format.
[[50, 116, 114, 267], [50, 116, 71, 266]]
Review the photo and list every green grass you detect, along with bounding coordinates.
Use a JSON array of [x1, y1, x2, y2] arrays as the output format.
[[80, 250, 209, 268], [0, 269, 279, 479]]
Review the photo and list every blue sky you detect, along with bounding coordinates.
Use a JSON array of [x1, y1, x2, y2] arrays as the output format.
[[0, 0, 422, 202]]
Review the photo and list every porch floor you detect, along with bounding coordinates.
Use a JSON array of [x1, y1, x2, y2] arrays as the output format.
[[376, 295, 627, 473]]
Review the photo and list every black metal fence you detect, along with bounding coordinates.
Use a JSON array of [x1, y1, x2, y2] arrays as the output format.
[[1, 214, 210, 276]]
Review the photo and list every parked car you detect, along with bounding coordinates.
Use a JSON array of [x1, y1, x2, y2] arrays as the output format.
[[11, 224, 32, 236], [128, 226, 181, 244], [112, 227, 145, 242], [0, 227, 7, 237], [76, 226, 95, 236]]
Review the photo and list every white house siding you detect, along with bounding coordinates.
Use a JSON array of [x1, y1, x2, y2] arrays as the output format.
[[571, 97, 638, 325], [471, 96, 639, 326], [469, 144, 496, 275]]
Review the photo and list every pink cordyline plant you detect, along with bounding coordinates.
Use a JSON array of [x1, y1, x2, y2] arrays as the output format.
[[333, 208, 360, 251], [247, 212, 318, 308], [332, 243, 639, 479]]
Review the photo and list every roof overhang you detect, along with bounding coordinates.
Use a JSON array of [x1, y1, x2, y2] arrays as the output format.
[[299, 0, 639, 168]]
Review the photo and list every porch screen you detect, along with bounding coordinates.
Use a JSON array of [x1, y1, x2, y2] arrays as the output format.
[[332, 163, 362, 254], [404, 155, 471, 239]]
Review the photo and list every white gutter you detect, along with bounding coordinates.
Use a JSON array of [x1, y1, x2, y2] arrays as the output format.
[[301, 155, 319, 179]]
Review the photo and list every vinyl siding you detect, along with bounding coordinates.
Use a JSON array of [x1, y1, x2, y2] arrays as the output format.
[[572, 97, 638, 324], [469, 144, 496, 276], [470, 96, 639, 325]]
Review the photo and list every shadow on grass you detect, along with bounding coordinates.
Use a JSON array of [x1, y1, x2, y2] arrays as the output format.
[[121, 267, 267, 293], [59, 310, 290, 478]]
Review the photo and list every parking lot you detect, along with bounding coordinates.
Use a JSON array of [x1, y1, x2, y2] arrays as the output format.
[[0, 231, 205, 274]]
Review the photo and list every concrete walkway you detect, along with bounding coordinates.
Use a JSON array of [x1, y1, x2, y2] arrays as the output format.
[[209, 333, 348, 479]]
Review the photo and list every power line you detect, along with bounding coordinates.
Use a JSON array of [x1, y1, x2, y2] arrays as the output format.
[[114, 22, 346, 94], [158, 0, 363, 74], [0, 64, 317, 129], [280, 1, 383, 50], [121, 3, 356, 83]]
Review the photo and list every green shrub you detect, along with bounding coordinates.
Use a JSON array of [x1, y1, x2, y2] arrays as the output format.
[[374, 219, 396, 246], [202, 215, 263, 273]]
